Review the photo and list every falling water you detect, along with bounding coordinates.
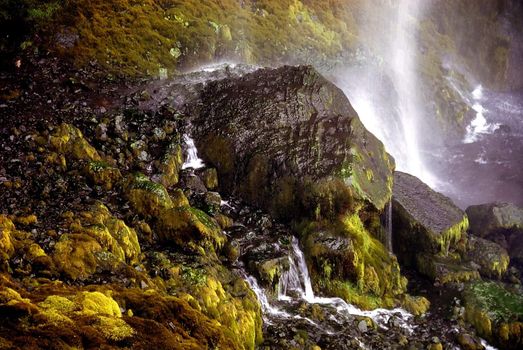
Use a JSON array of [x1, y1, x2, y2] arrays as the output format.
[[386, 200, 393, 252], [275, 238, 414, 330], [181, 134, 205, 169], [339, 0, 437, 188], [390, 0, 435, 186]]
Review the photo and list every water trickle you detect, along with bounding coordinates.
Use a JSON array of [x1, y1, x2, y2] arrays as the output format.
[[181, 134, 205, 170], [386, 200, 393, 252], [276, 237, 414, 331]]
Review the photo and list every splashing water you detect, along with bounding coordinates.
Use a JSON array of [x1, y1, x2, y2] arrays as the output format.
[[181, 134, 205, 169], [276, 238, 414, 331], [463, 85, 500, 143]]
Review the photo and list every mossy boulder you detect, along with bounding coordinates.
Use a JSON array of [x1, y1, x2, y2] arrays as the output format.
[[124, 173, 174, 217], [466, 202, 523, 272], [156, 206, 225, 253], [49, 123, 101, 162], [52, 233, 108, 280], [52, 202, 143, 280], [465, 235, 510, 279], [199, 167, 219, 190], [392, 171, 470, 281], [416, 254, 480, 285], [301, 212, 407, 309], [158, 141, 183, 188], [463, 280, 523, 349], [75, 201, 141, 265], [85, 161, 122, 190], [193, 65, 394, 221]]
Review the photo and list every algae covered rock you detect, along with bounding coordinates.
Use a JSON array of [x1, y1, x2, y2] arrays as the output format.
[[463, 280, 523, 349], [124, 173, 174, 217], [49, 123, 101, 162], [465, 235, 510, 279], [301, 212, 407, 309], [193, 65, 395, 220], [156, 206, 225, 252]]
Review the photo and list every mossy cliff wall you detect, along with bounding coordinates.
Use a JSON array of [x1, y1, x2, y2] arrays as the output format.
[[4, 0, 521, 91]]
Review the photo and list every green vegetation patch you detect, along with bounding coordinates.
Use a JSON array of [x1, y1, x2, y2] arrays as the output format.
[[464, 280, 523, 323]]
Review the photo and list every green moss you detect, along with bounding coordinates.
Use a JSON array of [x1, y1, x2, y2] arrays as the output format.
[[465, 281, 523, 323], [181, 266, 207, 286], [300, 211, 406, 309], [125, 173, 174, 217], [27, 1, 61, 21]]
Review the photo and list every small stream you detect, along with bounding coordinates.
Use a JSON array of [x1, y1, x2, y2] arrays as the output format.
[[181, 120, 498, 349]]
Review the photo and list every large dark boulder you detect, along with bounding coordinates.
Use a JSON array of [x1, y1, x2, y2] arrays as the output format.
[[466, 202, 523, 271], [392, 171, 472, 283], [191, 65, 394, 220], [466, 202, 523, 239]]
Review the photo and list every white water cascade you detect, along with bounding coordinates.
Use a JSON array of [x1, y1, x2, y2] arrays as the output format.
[[463, 85, 500, 144], [245, 237, 414, 333], [181, 134, 205, 170], [391, 0, 433, 185], [340, 0, 437, 188]]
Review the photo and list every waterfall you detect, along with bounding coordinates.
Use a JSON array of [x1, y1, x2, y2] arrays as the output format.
[[339, 0, 437, 189], [274, 238, 414, 330], [391, 0, 430, 182], [181, 134, 205, 170]]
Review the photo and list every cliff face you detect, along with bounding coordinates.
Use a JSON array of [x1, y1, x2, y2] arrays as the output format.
[[427, 0, 523, 91]]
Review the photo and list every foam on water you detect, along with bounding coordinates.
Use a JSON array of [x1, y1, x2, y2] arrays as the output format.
[[181, 134, 205, 170], [463, 86, 500, 144], [277, 238, 415, 333]]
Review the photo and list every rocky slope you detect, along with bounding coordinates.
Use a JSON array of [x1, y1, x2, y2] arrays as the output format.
[[1, 52, 523, 349]]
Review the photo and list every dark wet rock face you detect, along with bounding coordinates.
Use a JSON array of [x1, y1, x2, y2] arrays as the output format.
[[466, 202, 523, 272], [191, 65, 394, 220], [466, 202, 523, 239], [392, 171, 471, 283]]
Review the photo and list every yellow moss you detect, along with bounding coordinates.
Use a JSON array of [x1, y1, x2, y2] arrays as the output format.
[[38, 295, 76, 314], [0, 287, 30, 305], [49, 123, 101, 162], [52, 233, 104, 280], [0, 215, 15, 258], [95, 316, 135, 341], [14, 214, 38, 226], [27, 243, 47, 259], [74, 291, 122, 317]]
